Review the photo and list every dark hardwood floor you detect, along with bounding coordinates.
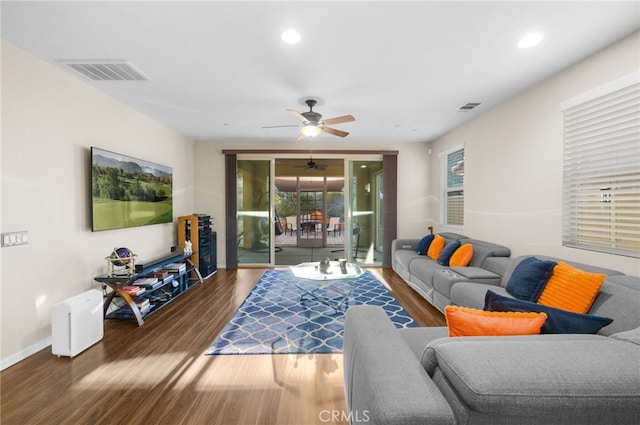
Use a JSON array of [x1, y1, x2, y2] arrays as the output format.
[[0, 268, 445, 425]]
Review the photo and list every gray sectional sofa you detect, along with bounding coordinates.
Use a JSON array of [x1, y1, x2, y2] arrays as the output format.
[[391, 232, 511, 312], [344, 248, 640, 425]]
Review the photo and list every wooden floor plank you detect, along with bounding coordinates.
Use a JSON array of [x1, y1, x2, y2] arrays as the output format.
[[0, 268, 444, 425]]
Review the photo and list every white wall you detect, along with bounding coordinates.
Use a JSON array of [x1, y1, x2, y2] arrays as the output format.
[[4, 29, 636, 368], [193, 140, 433, 267], [428, 32, 640, 276], [0, 41, 195, 368]]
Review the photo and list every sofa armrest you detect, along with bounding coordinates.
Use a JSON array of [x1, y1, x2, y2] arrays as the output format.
[[344, 306, 455, 425], [391, 238, 420, 252], [450, 267, 501, 283]]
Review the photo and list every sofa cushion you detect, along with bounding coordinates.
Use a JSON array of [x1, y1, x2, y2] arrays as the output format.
[[484, 290, 613, 334], [611, 326, 640, 346], [445, 305, 546, 337], [505, 256, 556, 302], [434, 268, 503, 311], [479, 256, 510, 278], [538, 261, 606, 314], [590, 279, 640, 335], [416, 234, 434, 255], [425, 336, 640, 417], [399, 327, 450, 360], [458, 239, 510, 268], [606, 274, 640, 291], [437, 240, 461, 266], [427, 234, 446, 260], [408, 256, 447, 282], [449, 243, 473, 267], [393, 248, 421, 274], [450, 282, 508, 310]]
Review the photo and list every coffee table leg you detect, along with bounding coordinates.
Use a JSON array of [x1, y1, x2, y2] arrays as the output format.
[[297, 282, 354, 312]]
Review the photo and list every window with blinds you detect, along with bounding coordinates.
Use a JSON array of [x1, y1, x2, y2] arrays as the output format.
[[561, 71, 639, 258], [440, 146, 464, 227]]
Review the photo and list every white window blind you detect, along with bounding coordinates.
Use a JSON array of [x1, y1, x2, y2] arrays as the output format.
[[440, 146, 464, 227], [561, 72, 640, 258]]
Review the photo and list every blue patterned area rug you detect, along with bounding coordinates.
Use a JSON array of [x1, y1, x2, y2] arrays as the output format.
[[206, 269, 417, 355]]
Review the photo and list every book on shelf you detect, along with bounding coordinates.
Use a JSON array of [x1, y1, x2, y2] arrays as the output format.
[[135, 298, 150, 308], [135, 277, 166, 290], [163, 263, 186, 273], [134, 277, 158, 286], [122, 286, 146, 296], [149, 271, 169, 279]]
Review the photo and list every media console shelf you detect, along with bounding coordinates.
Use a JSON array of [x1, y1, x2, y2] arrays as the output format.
[[95, 251, 202, 326]]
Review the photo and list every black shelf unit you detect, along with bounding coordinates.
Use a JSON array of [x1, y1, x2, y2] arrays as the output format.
[[95, 251, 201, 326]]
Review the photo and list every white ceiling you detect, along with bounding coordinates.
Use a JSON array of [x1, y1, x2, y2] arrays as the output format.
[[2, 1, 639, 143]]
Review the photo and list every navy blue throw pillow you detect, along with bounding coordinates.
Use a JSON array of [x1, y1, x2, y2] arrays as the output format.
[[506, 257, 557, 302], [484, 290, 613, 334], [416, 234, 435, 255], [438, 240, 461, 266]]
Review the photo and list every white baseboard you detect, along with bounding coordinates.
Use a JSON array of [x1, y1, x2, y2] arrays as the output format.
[[1, 337, 51, 371]]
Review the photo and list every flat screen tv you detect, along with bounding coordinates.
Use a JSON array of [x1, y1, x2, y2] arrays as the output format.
[[91, 147, 173, 231]]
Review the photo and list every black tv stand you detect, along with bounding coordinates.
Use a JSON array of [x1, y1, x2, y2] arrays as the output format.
[[95, 251, 202, 326]]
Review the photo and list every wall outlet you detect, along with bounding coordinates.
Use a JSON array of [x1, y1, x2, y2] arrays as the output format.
[[1, 231, 29, 247]]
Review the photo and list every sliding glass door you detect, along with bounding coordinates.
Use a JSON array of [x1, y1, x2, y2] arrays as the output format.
[[237, 159, 271, 265], [226, 152, 396, 268], [347, 160, 383, 265]]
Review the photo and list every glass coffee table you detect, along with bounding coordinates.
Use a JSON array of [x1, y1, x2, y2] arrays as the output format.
[[290, 261, 365, 311]]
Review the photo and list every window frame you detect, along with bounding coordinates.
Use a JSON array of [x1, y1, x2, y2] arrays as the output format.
[[439, 145, 465, 228], [560, 71, 639, 258]]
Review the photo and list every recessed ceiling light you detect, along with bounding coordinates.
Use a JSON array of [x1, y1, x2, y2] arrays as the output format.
[[518, 33, 543, 49], [281, 29, 301, 44]]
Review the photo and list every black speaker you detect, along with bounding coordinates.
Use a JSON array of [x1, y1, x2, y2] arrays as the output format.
[[199, 230, 217, 277], [190, 214, 216, 278]]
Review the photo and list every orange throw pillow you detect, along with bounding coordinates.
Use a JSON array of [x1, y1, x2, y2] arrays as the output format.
[[449, 244, 473, 267], [537, 261, 606, 314], [427, 234, 446, 260], [445, 305, 547, 337]]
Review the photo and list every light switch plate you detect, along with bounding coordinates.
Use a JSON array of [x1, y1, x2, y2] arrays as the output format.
[[1, 231, 29, 247]]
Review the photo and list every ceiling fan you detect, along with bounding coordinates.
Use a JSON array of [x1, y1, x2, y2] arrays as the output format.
[[295, 157, 327, 170], [264, 99, 355, 139]]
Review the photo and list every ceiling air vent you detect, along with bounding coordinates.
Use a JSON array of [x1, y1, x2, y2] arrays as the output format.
[[455, 102, 481, 113], [58, 60, 151, 81]]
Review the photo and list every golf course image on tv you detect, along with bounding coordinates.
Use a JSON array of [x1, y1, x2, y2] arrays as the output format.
[[91, 147, 173, 231]]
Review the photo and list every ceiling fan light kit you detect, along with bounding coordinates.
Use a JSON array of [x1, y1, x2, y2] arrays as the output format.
[[295, 157, 327, 170], [301, 124, 322, 137], [267, 99, 355, 139]]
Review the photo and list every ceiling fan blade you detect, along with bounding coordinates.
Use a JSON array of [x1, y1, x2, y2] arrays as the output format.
[[287, 109, 308, 123], [322, 126, 349, 138], [296, 131, 307, 140], [262, 124, 299, 129], [322, 114, 355, 125], [315, 164, 328, 170]]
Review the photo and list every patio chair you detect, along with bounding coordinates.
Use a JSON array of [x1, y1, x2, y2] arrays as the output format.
[[327, 217, 341, 236], [285, 216, 297, 236]]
